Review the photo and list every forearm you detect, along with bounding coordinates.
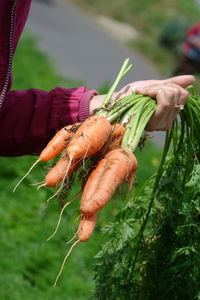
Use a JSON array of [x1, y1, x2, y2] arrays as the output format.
[[0, 86, 98, 156]]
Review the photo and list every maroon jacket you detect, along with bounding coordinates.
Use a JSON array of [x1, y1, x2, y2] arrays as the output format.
[[0, 0, 97, 156]]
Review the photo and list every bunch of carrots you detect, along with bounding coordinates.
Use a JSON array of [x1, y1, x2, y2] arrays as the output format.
[[14, 59, 159, 285]]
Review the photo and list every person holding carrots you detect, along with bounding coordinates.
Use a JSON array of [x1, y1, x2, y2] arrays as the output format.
[[0, 0, 195, 157]]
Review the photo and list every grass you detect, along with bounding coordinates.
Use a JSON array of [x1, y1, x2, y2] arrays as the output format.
[[0, 156, 101, 300], [0, 33, 162, 299], [12, 33, 83, 91], [69, 0, 199, 76]]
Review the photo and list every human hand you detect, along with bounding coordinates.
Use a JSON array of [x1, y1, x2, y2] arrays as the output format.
[[89, 75, 195, 131], [112, 75, 195, 131]]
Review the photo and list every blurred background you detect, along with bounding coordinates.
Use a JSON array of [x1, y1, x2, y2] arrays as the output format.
[[27, 0, 200, 86], [0, 0, 199, 299]]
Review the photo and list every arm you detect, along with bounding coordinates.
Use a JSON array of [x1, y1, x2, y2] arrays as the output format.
[[0, 86, 97, 156], [1, 75, 194, 157], [0, 0, 98, 157]]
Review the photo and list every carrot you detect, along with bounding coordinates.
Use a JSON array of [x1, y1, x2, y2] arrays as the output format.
[[66, 115, 112, 161], [111, 124, 126, 138], [90, 123, 125, 158], [126, 155, 138, 185], [80, 148, 137, 216], [81, 159, 107, 201], [39, 156, 79, 188], [13, 123, 80, 192], [53, 213, 97, 287], [42, 156, 81, 203], [40, 123, 80, 162], [77, 213, 98, 242], [106, 135, 123, 152]]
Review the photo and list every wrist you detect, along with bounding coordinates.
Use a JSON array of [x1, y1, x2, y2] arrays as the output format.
[[89, 95, 106, 115], [78, 89, 98, 121]]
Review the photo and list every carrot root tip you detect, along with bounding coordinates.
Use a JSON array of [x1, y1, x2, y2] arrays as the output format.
[[47, 157, 73, 203], [30, 181, 45, 187], [46, 200, 72, 241], [47, 191, 81, 241], [53, 239, 80, 287], [13, 158, 41, 192], [37, 183, 47, 190]]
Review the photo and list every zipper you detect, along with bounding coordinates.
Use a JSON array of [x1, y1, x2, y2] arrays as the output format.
[[0, 0, 18, 107]]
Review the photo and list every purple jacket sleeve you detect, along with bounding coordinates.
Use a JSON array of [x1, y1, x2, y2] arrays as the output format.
[[0, 0, 98, 157], [0, 86, 98, 156]]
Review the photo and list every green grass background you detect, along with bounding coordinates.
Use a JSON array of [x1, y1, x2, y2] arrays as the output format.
[[0, 34, 162, 299]]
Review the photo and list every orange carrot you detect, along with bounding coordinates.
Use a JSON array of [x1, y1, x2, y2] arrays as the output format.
[[106, 135, 123, 152], [100, 124, 125, 153], [80, 148, 137, 216], [77, 213, 98, 242], [66, 115, 112, 161], [53, 213, 97, 286], [81, 159, 107, 201], [40, 123, 80, 162], [39, 156, 81, 203], [40, 156, 79, 188], [13, 123, 80, 192], [92, 123, 125, 157], [111, 124, 126, 138]]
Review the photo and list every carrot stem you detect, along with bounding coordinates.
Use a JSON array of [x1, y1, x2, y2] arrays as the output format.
[[105, 96, 141, 122], [100, 58, 133, 108], [122, 99, 156, 152]]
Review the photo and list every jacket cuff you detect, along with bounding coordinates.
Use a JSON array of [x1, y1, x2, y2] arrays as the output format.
[[78, 89, 98, 121], [49, 86, 98, 130]]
